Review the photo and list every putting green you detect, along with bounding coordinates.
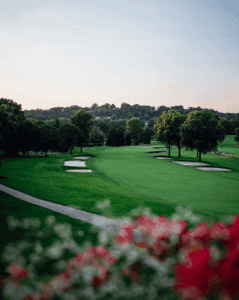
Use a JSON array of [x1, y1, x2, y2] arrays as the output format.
[[94, 145, 239, 218]]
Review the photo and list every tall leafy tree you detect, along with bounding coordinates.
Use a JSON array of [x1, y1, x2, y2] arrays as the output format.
[[180, 110, 225, 161], [142, 127, 151, 144], [0, 99, 26, 156], [125, 132, 132, 145], [71, 110, 93, 152], [0, 104, 18, 156], [235, 128, 239, 144], [171, 113, 187, 157], [115, 126, 125, 146], [59, 124, 82, 156], [126, 117, 143, 145], [0, 125, 4, 172], [54, 118, 60, 128], [17, 121, 43, 157], [106, 127, 117, 146], [39, 124, 62, 157], [154, 110, 184, 156], [220, 119, 234, 135]]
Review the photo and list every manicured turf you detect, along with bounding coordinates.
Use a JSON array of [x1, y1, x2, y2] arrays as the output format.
[[1, 136, 239, 256]]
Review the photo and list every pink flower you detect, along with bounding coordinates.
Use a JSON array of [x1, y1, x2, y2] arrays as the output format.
[[169, 220, 187, 236], [51, 271, 72, 292], [210, 222, 229, 241], [181, 223, 210, 248], [135, 216, 155, 235], [114, 221, 135, 247], [39, 285, 54, 300]]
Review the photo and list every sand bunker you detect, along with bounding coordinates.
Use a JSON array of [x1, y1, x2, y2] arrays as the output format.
[[172, 161, 209, 166], [149, 151, 168, 154], [73, 156, 91, 159], [66, 169, 92, 173], [64, 161, 86, 167], [156, 157, 171, 159], [196, 167, 231, 171], [154, 147, 167, 149]]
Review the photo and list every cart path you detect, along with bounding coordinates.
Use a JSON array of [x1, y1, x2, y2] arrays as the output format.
[[0, 184, 121, 234]]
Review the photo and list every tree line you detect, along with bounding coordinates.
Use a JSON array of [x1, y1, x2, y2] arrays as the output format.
[[154, 109, 228, 161], [1, 98, 239, 164], [24, 102, 239, 125]]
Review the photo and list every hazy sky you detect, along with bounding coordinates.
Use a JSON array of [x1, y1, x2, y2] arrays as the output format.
[[1, 0, 239, 113]]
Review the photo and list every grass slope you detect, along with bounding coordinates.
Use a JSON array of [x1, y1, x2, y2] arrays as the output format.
[[1, 136, 239, 255]]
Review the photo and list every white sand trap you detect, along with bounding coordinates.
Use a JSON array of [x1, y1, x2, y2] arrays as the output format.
[[73, 156, 91, 159], [196, 167, 231, 171], [64, 161, 86, 167], [66, 169, 92, 173], [154, 147, 167, 149], [172, 161, 209, 166], [156, 157, 171, 159]]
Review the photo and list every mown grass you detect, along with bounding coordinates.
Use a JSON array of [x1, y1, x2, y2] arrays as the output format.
[[1, 136, 239, 257]]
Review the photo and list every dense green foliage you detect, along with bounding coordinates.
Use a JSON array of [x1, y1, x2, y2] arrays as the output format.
[[141, 127, 151, 144], [17, 121, 43, 156], [181, 110, 225, 161], [0, 99, 26, 156], [24, 103, 239, 123], [154, 110, 186, 156], [39, 124, 62, 157], [59, 124, 82, 155], [235, 128, 239, 144], [71, 110, 93, 152], [126, 117, 143, 145]]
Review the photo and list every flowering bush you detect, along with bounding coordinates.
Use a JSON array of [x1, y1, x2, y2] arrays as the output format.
[[1, 201, 238, 300]]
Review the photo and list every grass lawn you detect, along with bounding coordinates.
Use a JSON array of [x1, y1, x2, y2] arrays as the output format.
[[1, 136, 239, 258]]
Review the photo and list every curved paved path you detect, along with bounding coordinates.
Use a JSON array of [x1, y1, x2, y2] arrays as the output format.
[[0, 184, 121, 234]]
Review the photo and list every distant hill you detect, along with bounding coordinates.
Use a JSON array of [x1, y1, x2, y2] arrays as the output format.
[[24, 103, 239, 123]]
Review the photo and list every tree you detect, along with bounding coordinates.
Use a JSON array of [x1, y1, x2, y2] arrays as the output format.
[[54, 118, 60, 128], [180, 110, 225, 161], [235, 128, 239, 144], [220, 119, 234, 135], [115, 126, 125, 146], [125, 132, 132, 145], [106, 127, 117, 146], [59, 124, 82, 156], [39, 124, 62, 157], [17, 121, 43, 157], [0, 104, 18, 156], [0, 126, 4, 173], [170, 113, 187, 157], [142, 127, 151, 144], [126, 118, 143, 146], [71, 110, 93, 152], [154, 110, 184, 156]]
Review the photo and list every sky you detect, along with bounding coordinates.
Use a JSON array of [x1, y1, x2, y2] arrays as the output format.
[[0, 0, 239, 113]]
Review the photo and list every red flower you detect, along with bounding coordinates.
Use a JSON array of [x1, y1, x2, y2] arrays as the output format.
[[174, 245, 218, 299], [122, 262, 144, 282], [217, 247, 239, 299], [92, 266, 110, 287], [8, 264, 29, 281]]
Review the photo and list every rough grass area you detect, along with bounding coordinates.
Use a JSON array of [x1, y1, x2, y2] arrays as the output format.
[[1, 136, 239, 257]]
